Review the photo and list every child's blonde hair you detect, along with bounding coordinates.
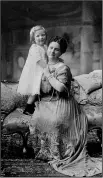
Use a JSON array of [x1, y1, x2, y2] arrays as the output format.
[[30, 25, 47, 44]]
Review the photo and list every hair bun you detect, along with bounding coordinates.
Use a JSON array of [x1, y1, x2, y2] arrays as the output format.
[[48, 36, 68, 54]]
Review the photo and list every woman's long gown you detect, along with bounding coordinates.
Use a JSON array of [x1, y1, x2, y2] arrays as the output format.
[[30, 61, 102, 176]]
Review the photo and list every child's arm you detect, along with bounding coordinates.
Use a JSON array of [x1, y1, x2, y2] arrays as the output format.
[[37, 60, 47, 69], [27, 94, 38, 104]]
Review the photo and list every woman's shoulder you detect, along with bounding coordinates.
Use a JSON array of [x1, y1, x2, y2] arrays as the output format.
[[56, 60, 72, 80], [57, 58, 71, 72]]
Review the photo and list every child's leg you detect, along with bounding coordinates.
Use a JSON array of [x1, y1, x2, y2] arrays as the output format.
[[27, 95, 37, 104], [23, 95, 38, 115]]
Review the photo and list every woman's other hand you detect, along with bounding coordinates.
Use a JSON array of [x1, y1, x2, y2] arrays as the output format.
[[43, 65, 51, 78]]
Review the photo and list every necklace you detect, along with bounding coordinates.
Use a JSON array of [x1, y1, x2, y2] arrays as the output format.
[[48, 59, 60, 65]]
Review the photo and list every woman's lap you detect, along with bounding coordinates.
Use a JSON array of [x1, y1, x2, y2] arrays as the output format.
[[29, 96, 87, 160]]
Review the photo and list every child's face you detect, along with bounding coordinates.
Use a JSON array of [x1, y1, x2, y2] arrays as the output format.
[[34, 29, 46, 46]]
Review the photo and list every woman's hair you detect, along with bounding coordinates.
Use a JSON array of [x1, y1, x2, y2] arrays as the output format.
[[48, 36, 68, 54], [30, 25, 47, 44]]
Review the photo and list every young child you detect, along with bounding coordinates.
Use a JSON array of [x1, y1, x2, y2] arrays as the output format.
[[17, 25, 47, 115]]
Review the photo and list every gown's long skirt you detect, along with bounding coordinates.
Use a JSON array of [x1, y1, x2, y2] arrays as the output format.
[[29, 95, 102, 176]]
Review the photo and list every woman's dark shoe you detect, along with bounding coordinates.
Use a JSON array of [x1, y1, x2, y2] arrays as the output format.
[[23, 103, 35, 115]]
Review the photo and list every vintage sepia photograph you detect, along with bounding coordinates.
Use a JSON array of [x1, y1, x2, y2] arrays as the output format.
[[1, 0, 102, 177]]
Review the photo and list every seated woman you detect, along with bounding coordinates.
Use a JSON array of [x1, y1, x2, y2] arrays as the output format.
[[29, 36, 102, 176]]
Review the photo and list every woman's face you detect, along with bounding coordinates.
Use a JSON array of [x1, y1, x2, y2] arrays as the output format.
[[34, 29, 46, 46], [47, 42, 61, 60]]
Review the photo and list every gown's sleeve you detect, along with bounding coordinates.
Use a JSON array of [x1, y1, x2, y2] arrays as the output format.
[[27, 44, 41, 63], [56, 64, 72, 88], [20, 44, 41, 72], [28, 44, 47, 68]]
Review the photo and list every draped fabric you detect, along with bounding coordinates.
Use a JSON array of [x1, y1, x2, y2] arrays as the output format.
[[17, 44, 47, 95], [29, 61, 102, 176]]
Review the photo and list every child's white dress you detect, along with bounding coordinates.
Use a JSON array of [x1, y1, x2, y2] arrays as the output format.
[[17, 44, 47, 95]]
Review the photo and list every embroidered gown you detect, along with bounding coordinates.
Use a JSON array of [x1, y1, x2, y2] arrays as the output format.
[[30, 60, 102, 176]]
